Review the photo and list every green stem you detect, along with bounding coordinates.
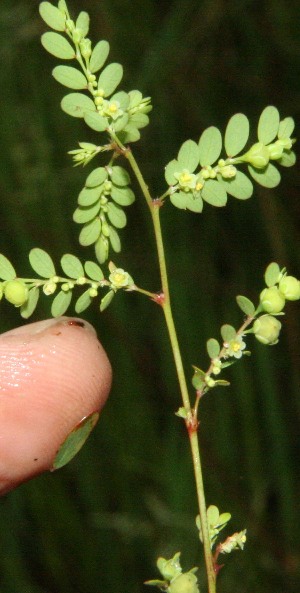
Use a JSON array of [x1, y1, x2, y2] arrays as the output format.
[[120, 139, 216, 593]]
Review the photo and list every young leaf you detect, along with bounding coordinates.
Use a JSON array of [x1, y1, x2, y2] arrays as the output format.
[[51, 412, 99, 470], [110, 166, 130, 187], [90, 40, 110, 74], [84, 111, 108, 132], [248, 163, 281, 188], [75, 290, 92, 314], [95, 236, 109, 263], [61, 93, 96, 118], [111, 186, 135, 206], [39, 2, 66, 31], [73, 202, 100, 224], [264, 262, 281, 287], [206, 338, 220, 359], [79, 218, 102, 246], [192, 366, 206, 390], [41, 32, 75, 60], [257, 106, 280, 145], [98, 63, 123, 97], [278, 117, 295, 139], [177, 140, 199, 171], [225, 113, 249, 157], [236, 295, 255, 316], [109, 227, 121, 252], [107, 202, 127, 228], [76, 11, 90, 37], [100, 290, 115, 312], [128, 112, 149, 130], [21, 287, 40, 319], [113, 113, 129, 133], [29, 248, 56, 278], [220, 170, 253, 200], [85, 167, 108, 188], [84, 261, 104, 281], [202, 180, 227, 207], [60, 254, 84, 279], [51, 290, 72, 317], [0, 255, 16, 280], [279, 151, 296, 167], [52, 65, 87, 89], [165, 159, 180, 186], [199, 126, 222, 166], [78, 186, 103, 206], [221, 324, 236, 342]]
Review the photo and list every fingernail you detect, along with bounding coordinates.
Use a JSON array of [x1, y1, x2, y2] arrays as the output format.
[[1, 317, 96, 339]]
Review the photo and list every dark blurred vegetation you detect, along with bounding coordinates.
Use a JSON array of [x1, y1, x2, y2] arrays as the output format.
[[0, 0, 299, 592]]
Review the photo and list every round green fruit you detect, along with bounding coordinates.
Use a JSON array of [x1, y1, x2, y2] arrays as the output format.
[[4, 280, 28, 307]]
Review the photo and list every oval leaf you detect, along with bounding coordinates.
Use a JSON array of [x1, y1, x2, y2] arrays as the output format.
[[170, 191, 188, 209], [52, 65, 87, 89], [109, 226, 121, 253], [178, 140, 199, 172], [107, 202, 127, 228], [248, 163, 281, 188], [278, 117, 295, 139], [51, 289, 72, 317], [225, 113, 249, 157], [95, 236, 109, 264], [221, 324, 236, 342], [236, 295, 255, 316], [61, 93, 95, 118], [279, 151, 296, 168], [220, 170, 253, 200], [41, 32, 75, 60], [52, 412, 99, 470], [110, 166, 130, 187], [206, 338, 220, 359], [100, 290, 114, 312], [29, 248, 56, 278], [21, 287, 40, 319], [78, 186, 102, 206], [84, 261, 104, 281], [98, 63, 123, 97], [199, 126, 222, 166], [86, 167, 107, 188], [258, 106, 280, 145], [75, 289, 92, 314], [39, 2, 66, 31], [84, 111, 108, 132], [79, 218, 101, 246], [60, 254, 84, 279], [73, 202, 100, 224], [264, 262, 280, 287], [111, 186, 135, 206], [0, 254, 16, 280], [165, 159, 179, 185], [76, 11, 89, 37], [202, 180, 227, 207], [90, 40, 110, 74]]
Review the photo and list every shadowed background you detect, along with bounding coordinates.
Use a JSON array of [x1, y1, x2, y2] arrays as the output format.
[[0, 0, 299, 592]]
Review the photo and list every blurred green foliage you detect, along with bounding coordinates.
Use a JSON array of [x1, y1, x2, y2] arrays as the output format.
[[0, 1, 299, 592]]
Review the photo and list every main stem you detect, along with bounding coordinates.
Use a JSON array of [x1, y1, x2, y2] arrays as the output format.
[[123, 145, 216, 593]]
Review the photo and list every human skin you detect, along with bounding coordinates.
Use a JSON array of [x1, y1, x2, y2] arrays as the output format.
[[0, 317, 112, 494]]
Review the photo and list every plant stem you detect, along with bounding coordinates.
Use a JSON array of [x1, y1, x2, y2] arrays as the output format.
[[111, 133, 216, 591]]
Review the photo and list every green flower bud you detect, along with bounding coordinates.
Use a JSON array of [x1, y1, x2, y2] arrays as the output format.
[[267, 141, 284, 160], [43, 281, 57, 296], [260, 286, 285, 313], [89, 288, 98, 298], [72, 28, 83, 44], [4, 280, 28, 307], [80, 38, 92, 59], [245, 142, 270, 169], [279, 275, 300, 301], [157, 555, 181, 581], [253, 315, 282, 345], [220, 165, 237, 179], [168, 573, 200, 593]]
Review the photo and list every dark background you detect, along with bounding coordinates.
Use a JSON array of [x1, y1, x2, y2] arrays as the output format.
[[0, 1, 299, 592]]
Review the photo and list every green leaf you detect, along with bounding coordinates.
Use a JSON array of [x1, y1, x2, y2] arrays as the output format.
[[39, 2, 66, 31], [75, 289, 92, 314], [207, 338, 220, 359], [85, 167, 107, 188], [278, 117, 295, 139], [112, 113, 129, 133], [95, 236, 109, 263], [98, 63, 123, 97], [84, 111, 108, 132], [170, 191, 188, 209], [78, 186, 102, 206], [248, 163, 281, 188], [61, 254, 84, 279], [165, 159, 179, 185], [110, 166, 130, 186], [236, 295, 255, 316], [107, 202, 127, 228], [41, 32, 75, 60], [120, 126, 141, 143], [111, 186, 135, 206], [61, 93, 95, 118], [192, 366, 206, 390], [109, 226, 121, 252], [258, 106, 280, 144], [225, 113, 249, 157], [0, 255, 16, 280], [21, 287, 40, 319], [79, 218, 101, 246], [178, 140, 199, 172], [111, 91, 130, 110], [279, 151, 296, 167], [51, 290, 72, 317], [100, 290, 114, 312], [52, 65, 87, 89], [264, 262, 281, 287], [128, 112, 149, 130], [76, 11, 89, 37], [221, 324, 236, 341], [51, 412, 99, 470], [202, 180, 227, 207], [220, 170, 253, 200], [199, 126, 222, 166], [185, 195, 203, 213], [29, 248, 56, 278], [84, 261, 104, 281], [73, 202, 100, 224], [90, 40, 110, 74]]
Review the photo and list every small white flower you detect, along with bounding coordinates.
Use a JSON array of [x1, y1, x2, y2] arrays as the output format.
[[224, 335, 246, 359]]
